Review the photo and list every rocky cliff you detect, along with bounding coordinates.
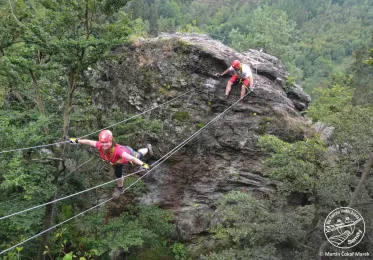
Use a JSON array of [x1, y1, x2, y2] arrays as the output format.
[[91, 33, 311, 242]]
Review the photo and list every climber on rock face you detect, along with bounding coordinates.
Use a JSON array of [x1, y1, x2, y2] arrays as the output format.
[[69, 130, 154, 198], [216, 60, 254, 101]]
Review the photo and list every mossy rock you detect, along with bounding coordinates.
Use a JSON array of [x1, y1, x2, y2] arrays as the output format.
[[159, 87, 169, 95], [196, 122, 205, 129], [258, 117, 273, 135], [172, 111, 190, 121]]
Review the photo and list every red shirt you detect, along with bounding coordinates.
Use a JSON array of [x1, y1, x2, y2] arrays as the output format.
[[95, 142, 131, 164]]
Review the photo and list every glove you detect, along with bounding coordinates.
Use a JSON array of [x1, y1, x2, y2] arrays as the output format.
[[69, 138, 79, 144], [141, 163, 150, 171]]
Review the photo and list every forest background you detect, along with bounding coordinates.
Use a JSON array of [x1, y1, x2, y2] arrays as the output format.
[[1, 0, 373, 259]]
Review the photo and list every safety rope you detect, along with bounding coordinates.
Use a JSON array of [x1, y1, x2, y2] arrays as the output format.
[[150, 93, 249, 169], [0, 85, 203, 219], [0, 169, 141, 221], [0, 197, 113, 255], [0, 86, 200, 154], [1, 92, 250, 223], [77, 86, 201, 139], [0, 92, 251, 255], [0, 142, 67, 154]]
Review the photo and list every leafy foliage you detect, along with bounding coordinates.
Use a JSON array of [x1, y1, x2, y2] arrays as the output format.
[[178, 20, 204, 34], [46, 205, 173, 258], [201, 191, 315, 259], [307, 84, 373, 159], [352, 35, 373, 105], [0, 0, 175, 258], [259, 134, 352, 208], [229, 5, 299, 63]]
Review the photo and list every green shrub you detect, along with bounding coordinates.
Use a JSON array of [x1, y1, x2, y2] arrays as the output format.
[[159, 87, 169, 95], [172, 112, 190, 121], [196, 122, 205, 129]]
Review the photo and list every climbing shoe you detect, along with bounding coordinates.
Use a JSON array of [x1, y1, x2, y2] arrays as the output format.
[[112, 187, 124, 199], [147, 143, 154, 157]]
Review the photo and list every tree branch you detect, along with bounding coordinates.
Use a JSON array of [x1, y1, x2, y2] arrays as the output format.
[[8, 0, 23, 27], [31, 157, 64, 163], [60, 157, 95, 181]]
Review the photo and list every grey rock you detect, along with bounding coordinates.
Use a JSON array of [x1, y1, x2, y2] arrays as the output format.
[[91, 33, 313, 243]]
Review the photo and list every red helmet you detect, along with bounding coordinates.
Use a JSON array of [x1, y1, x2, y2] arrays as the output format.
[[232, 60, 241, 69], [99, 130, 113, 142]]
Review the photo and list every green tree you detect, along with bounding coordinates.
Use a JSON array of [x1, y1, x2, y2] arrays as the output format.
[[352, 35, 373, 105], [178, 20, 204, 34], [229, 5, 299, 64], [308, 85, 373, 159], [45, 205, 173, 258], [0, 0, 132, 257], [201, 191, 316, 259], [307, 83, 373, 256]]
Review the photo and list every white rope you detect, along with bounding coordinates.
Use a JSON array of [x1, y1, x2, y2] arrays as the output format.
[[0, 86, 200, 154], [0, 197, 113, 255], [0, 142, 67, 154], [0, 92, 250, 255], [151, 94, 248, 169], [117, 93, 251, 196], [0, 86, 201, 219], [0, 93, 249, 221], [77, 86, 201, 139], [0, 169, 141, 221]]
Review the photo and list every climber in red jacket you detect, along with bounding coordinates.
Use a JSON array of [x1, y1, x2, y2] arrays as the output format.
[[70, 129, 153, 198]]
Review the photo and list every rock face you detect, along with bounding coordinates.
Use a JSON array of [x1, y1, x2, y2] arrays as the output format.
[[92, 33, 311, 242]]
